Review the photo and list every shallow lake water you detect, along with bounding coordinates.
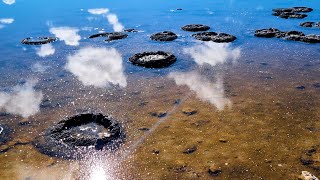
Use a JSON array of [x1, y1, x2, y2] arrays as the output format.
[[0, 0, 320, 179]]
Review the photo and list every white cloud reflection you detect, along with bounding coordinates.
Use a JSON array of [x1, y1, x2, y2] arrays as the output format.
[[0, 79, 43, 118], [183, 42, 241, 66], [2, 0, 15, 5], [49, 27, 81, 46], [36, 44, 55, 57], [106, 14, 124, 32], [0, 18, 14, 24], [168, 71, 231, 110], [88, 8, 109, 15], [65, 47, 127, 88]]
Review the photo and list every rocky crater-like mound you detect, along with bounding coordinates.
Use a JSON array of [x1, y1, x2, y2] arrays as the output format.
[[33, 113, 125, 159]]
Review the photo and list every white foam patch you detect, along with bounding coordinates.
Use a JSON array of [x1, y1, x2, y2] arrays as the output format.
[[0, 79, 43, 118], [183, 42, 241, 66], [2, 0, 15, 5], [31, 63, 49, 73], [65, 47, 127, 88], [36, 44, 55, 57], [168, 71, 231, 110], [49, 27, 81, 46], [0, 18, 14, 24], [106, 14, 124, 32], [88, 8, 109, 15]]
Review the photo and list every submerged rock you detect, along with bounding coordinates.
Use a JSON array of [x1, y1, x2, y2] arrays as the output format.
[[124, 28, 139, 33], [183, 145, 197, 154], [300, 146, 320, 170], [255, 28, 320, 43], [89, 32, 128, 42], [272, 7, 312, 19], [181, 24, 210, 32], [149, 111, 167, 118], [150, 31, 178, 41], [182, 108, 198, 116], [192, 32, 236, 42], [21, 37, 57, 45], [300, 22, 320, 28], [0, 124, 12, 145], [33, 113, 125, 159], [129, 51, 177, 68]]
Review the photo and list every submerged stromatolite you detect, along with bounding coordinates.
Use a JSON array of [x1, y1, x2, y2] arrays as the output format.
[[192, 32, 237, 43], [150, 31, 178, 41], [33, 113, 125, 159], [89, 32, 128, 42], [181, 24, 210, 32], [129, 51, 177, 68], [21, 37, 57, 45]]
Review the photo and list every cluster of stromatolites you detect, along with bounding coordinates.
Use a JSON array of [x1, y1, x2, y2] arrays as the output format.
[[33, 113, 125, 159], [255, 28, 320, 43], [272, 7, 313, 19]]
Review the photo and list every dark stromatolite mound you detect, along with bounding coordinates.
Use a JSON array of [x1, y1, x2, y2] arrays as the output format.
[[272, 7, 313, 19], [89, 32, 128, 42], [192, 32, 236, 42], [0, 124, 12, 145], [33, 113, 125, 159], [181, 24, 210, 32], [150, 31, 178, 41], [124, 28, 139, 33], [300, 22, 320, 28], [254, 28, 320, 43], [254, 28, 282, 38], [129, 51, 177, 68], [21, 37, 57, 45]]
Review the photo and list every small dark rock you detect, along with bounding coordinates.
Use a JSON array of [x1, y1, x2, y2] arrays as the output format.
[[296, 86, 306, 90], [150, 31, 178, 41], [18, 121, 32, 126], [138, 127, 150, 131], [149, 112, 167, 118], [138, 101, 148, 106], [183, 145, 197, 154], [152, 149, 160, 154], [177, 8, 183, 11], [260, 62, 268, 66], [124, 29, 138, 33], [182, 108, 197, 116], [129, 51, 177, 68], [181, 24, 210, 32], [219, 138, 228, 143], [174, 99, 181, 105]]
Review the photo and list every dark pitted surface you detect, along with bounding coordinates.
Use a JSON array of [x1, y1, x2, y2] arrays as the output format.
[[272, 7, 313, 19], [255, 28, 320, 43], [192, 32, 237, 42], [150, 31, 178, 41], [89, 32, 128, 42], [181, 24, 210, 32], [33, 113, 125, 159], [21, 37, 57, 45], [129, 51, 177, 68]]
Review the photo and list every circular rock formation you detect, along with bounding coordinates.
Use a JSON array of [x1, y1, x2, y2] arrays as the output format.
[[129, 51, 177, 68], [0, 124, 12, 145], [192, 32, 236, 42], [181, 24, 210, 32], [33, 113, 125, 159], [150, 31, 178, 41], [254, 28, 282, 38], [272, 7, 313, 19], [21, 37, 57, 45], [89, 32, 128, 42]]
